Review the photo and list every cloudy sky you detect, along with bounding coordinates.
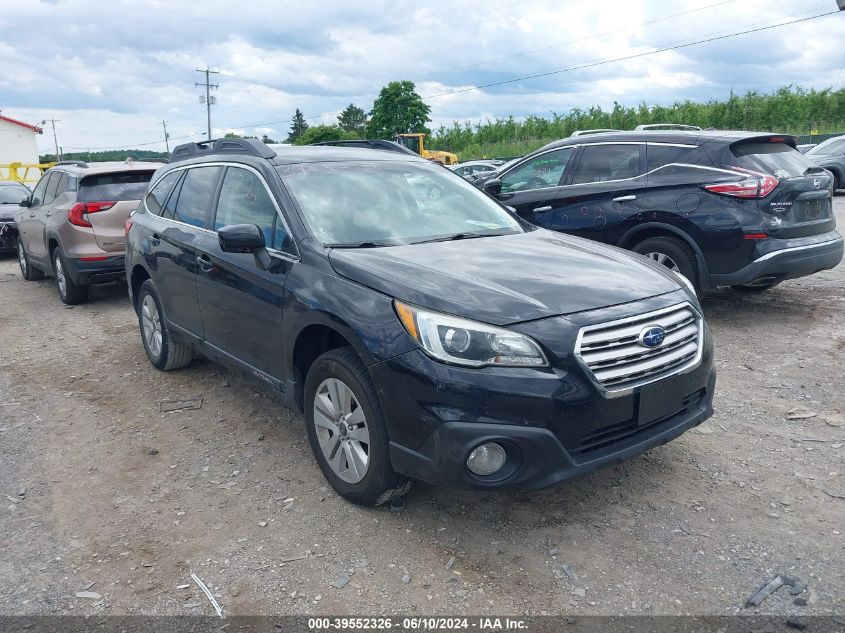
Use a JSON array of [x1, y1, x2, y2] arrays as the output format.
[[2, 0, 844, 155]]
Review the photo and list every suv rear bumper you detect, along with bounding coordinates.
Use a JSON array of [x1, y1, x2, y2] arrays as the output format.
[[710, 231, 843, 287], [63, 255, 126, 285]]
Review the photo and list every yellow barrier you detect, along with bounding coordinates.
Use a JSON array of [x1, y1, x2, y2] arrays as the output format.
[[0, 162, 56, 185]]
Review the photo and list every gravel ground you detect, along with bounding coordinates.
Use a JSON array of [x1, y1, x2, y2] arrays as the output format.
[[0, 197, 843, 618]]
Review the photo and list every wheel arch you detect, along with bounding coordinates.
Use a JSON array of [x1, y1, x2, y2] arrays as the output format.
[[618, 222, 710, 290], [129, 264, 151, 310]]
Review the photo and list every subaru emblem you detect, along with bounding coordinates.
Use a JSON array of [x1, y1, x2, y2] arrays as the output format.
[[638, 325, 666, 348], [813, 178, 821, 190]]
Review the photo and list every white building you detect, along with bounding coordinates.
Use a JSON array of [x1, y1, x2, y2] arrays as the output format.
[[0, 114, 43, 167]]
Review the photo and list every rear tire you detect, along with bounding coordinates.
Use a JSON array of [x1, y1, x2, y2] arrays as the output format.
[[52, 248, 89, 305], [18, 241, 44, 281], [631, 236, 700, 293], [136, 279, 193, 370], [304, 347, 411, 507]]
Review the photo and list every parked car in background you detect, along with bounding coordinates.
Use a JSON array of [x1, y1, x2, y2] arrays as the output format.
[[804, 135, 845, 191], [126, 138, 714, 506], [0, 181, 30, 253], [16, 160, 156, 304], [451, 160, 504, 179], [796, 143, 816, 154], [474, 130, 843, 293]]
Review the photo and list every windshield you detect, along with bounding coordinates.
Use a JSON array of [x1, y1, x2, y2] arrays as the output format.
[[0, 184, 29, 204], [805, 137, 845, 156], [278, 161, 523, 246]]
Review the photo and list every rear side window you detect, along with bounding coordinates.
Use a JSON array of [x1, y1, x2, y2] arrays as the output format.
[[172, 166, 222, 228], [647, 145, 695, 172], [43, 171, 63, 204], [571, 144, 642, 184], [80, 171, 154, 202], [145, 171, 182, 216], [729, 142, 811, 178]]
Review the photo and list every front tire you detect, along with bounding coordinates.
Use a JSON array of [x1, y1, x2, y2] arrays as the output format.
[[52, 248, 89, 304], [136, 279, 193, 370], [18, 241, 44, 281], [632, 236, 700, 293], [304, 347, 410, 506]]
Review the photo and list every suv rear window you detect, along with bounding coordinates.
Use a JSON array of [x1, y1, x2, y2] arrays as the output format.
[[80, 171, 154, 201], [729, 142, 811, 178]]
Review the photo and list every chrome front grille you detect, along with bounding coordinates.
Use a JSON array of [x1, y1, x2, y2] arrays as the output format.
[[575, 303, 703, 392]]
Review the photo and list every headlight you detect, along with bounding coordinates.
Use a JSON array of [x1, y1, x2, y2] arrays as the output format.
[[394, 300, 548, 368], [673, 270, 697, 297]]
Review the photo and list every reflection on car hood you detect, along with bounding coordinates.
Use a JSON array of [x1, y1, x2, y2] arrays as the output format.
[[328, 229, 680, 326], [0, 204, 24, 221]]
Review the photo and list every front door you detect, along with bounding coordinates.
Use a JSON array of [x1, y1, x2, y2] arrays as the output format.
[[18, 172, 51, 258], [194, 165, 295, 381]]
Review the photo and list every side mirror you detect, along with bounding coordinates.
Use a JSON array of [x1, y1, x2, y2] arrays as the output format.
[[19, 198, 31, 208], [219, 223, 272, 269], [483, 178, 503, 196]]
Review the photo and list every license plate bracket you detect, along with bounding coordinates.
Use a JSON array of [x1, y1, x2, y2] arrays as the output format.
[[638, 374, 684, 426]]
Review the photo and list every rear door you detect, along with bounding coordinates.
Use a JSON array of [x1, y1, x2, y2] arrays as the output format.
[[551, 142, 646, 243], [79, 170, 155, 252], [194, 165, 295, 381], [493, 147, 577, 225], [721, 139, 834, 238]]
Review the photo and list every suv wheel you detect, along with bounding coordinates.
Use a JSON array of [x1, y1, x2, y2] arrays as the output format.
[[52, 248, 89, 304], [136, 280, 193, 370], [18, 241, 44, 281], [304, 347, 411, 506], [633, 236, 699, 292]]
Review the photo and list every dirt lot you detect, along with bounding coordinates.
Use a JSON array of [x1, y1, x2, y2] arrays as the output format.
[[1, 199, 844, 618]]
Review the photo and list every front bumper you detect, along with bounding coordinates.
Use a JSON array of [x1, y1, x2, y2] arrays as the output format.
[[0, 221, 17, 252], [371, 297, 715, 490], [710, 231, 843, 287], [63, 254, 126, 285]]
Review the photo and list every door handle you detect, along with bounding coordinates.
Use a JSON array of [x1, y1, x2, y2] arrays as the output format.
[[533, 205, 553, 213], [197, 254, 213, 272], [612, 195, 636, 202]]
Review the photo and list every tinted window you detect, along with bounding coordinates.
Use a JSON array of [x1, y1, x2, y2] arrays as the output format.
[[500, 148, 575, 193], [279, 161, 521, 246], [30, 174, 50, 206], [571, 144, 642, 184], [806, 137, 845, 155], [43, 171, 62, 204], [215, 167, 291, 252], [647, 145, 695, 172], [730, 143, 811, 178], [172, 166, 222, 228], [80, 171, 154, 201], [145, 171, 182, 216], [0, 184, 30, 204]]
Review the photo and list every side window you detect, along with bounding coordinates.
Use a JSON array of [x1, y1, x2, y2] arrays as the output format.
[[500, 148, 575, 193], [570, 144, 643, 185], [30, 173, 51, 206], [56, 173, 70, 197], [214, 167, 291, 252], [172, 166, 222, 228], [145, 171, 182, 216], [647, 145, 694, 173], [43, 172, 62, 205]]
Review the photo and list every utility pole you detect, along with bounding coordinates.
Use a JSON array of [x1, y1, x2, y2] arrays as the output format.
[[195, 68, 219, 141], [42, 119, 61, 161], [162, 120, 170, 153]]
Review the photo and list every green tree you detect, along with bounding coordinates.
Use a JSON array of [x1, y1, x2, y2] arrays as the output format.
[[286, 109, 309, 143], [367, 81, 431, 139], [261, 133, 278, 144], [337, 103, 367, 135], [295, 125, 357, 145]]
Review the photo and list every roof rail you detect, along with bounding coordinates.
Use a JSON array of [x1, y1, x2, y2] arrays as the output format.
[[633, 123, 702, 131], [55, 160, 89, 168], [170, 138, 277, 162], [569, 129, 622, 137]]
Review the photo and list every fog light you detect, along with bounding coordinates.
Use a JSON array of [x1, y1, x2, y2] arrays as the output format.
[[466, 442, 507, 476]]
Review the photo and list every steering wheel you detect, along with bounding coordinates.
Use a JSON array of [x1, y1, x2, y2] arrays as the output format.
[[527, 176, 548, 188]]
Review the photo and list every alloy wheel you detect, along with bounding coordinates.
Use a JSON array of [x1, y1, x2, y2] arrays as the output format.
[[313, 378, 370, 484], [141, 294, 163, 359], [644, 251, 680, 273], [18, 242, 27, 276], [54, 255, 67, 297]]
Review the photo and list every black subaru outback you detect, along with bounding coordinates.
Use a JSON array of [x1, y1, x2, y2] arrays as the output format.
[[125, 138, 714, 506], [473, 130, 843, 293]]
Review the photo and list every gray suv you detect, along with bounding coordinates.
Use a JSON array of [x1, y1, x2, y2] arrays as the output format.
[[16, 160, 156, 304]]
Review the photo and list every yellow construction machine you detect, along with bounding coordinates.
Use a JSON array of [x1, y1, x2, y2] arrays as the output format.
[[394, 133, 458, 165]]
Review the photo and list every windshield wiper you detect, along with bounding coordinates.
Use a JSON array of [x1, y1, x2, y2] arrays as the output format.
[[324, 240, 397, 249], [410, 231, 501, 245]]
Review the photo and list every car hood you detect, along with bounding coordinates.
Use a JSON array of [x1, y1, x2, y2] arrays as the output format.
[[328, 229, 680, 326], [0, 204, 23, 222]]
